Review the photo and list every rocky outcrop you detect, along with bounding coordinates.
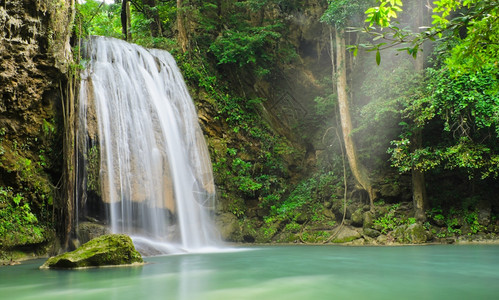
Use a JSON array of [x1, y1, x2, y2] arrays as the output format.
[[215, 212, 241, 242], [40, 234, 143, 269], [1, 0, 73, 132], [0, 0, 74, 252]]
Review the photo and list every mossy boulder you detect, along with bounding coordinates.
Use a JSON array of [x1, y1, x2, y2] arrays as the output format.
[[392, 223, 428, 244], [363, 228, 381, 238], [351, 209, 364, 227], [40, 234, 143, 269], [406, 223, 430, 243], [331, 226, 361, 243], [363, 211, 375, 229]]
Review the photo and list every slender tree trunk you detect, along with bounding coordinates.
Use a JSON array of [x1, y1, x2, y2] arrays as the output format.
[[411, 133, 427, 221], [329, 27, 335, 90], [411, 0, 427, 221], [121, 0, 132, 41], [126, 1, 132, 40], [334, 27, 375, 209], [177, 0, 188, 52]]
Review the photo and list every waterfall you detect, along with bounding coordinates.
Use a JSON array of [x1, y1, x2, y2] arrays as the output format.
[[77, 36, 219, 254]]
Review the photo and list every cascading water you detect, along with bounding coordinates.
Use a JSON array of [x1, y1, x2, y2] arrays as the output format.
[[77, 36, 220, 254]]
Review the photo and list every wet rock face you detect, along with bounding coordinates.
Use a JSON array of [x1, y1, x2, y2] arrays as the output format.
[[0, 0, 74, 173], [215, 212, 242, 242], [1, 0, 72, 128], [40, 234, 143, 269], [77, 222, 111, 245]]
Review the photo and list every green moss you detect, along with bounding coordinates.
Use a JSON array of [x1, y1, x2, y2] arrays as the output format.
[[86, 145, 101, 195], [41, 234, 143, 269], [331, 235, 358, 244], [0, 186, 52, 248], [301, 230, 330, 243]]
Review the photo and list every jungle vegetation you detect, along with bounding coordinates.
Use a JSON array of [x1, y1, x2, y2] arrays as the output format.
[[71, 0, 498, 242], [1, 0, 497, 252]]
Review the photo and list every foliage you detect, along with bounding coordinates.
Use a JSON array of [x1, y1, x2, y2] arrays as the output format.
[[365, 0, 403, 27], [357, 0, 499, 71], [76, 0, 178, 49], [356, 57, 419, 169], [0, 187, 47, 248], [76, 0, 122, 39], [207, 0, 297, 78], [387, 65, 499, 178], [0, 117, 57, 249], [321, 0, 365, 28], [210, 24, 281, 72], [176, 51, 298, 218], [427, 206, 485, 237], [265, 171, 342, 224], [71, 0, 497, 241], [270, 178, 312, 220], [373, 203, 416, 234], [445, 3, 499, 74]]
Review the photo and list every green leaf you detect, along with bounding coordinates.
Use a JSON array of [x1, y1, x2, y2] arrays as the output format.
[[376, 49, 381, 65]]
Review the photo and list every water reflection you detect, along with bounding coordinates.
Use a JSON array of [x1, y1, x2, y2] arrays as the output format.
[[1, 245, 499, 300], [178, 255, 210, 300]]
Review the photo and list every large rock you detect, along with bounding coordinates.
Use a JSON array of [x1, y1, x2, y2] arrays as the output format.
[[406, 223, 429, 244], [363, 211, 374, 229], [77, 222, 110, 244], [332, 226, 361, 243], [40, 234, 143, 269], [363, 228, 381, 238], [351, 209, 364, 227], [477, 201, 492, 226], [215, 212, 242, 242], [393, 223, 428, 244]]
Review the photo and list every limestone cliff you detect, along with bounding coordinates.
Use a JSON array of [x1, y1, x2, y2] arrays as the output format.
[[0, 0, 74, 256]]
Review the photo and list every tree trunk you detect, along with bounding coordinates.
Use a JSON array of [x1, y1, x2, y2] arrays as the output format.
[[334, 27, 375, 209], [121, 0, 132, 41], [411, 0, 427, 221], [411, 157, 427, 221], [411, 125, 426, 221], [177, 0, 188, 52], [126, 1, 132, 41]]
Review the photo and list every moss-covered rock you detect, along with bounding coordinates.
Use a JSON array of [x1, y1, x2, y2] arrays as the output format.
[[406, 223, 429, 244], [363, 211, 375, 229], [40, 234, 143, 269], [331, 226, 361, 243], [363, 228, 381, 238], [392, 223, 428, 244], [351, 209, 364, 227]]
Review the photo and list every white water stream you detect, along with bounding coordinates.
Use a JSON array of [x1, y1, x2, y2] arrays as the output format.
[[78, 36, 219, 254]]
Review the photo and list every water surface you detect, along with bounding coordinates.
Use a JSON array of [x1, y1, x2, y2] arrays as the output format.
[[1, 245, 498, 299]]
